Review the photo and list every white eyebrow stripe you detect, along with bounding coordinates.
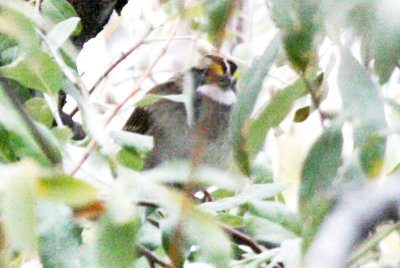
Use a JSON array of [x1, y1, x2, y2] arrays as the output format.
[[223, 58, 230, 75], [197, 85, 237, 106]]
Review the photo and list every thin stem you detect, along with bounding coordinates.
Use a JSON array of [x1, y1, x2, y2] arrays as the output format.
[[221, 224, 264, 254], [69, 139, 97, 175], [69, 27, 154, 117], [136, 244, 173, 268]]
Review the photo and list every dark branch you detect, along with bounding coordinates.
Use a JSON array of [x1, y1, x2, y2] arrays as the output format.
[[136, 244, 173, 268]]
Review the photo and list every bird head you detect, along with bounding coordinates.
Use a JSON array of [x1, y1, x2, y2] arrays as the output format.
[[196, 55, 239, 91]]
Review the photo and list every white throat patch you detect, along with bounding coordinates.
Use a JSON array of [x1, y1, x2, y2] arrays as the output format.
[[197, 85, 237, 106]]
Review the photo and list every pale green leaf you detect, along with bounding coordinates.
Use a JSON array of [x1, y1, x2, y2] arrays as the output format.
[[231, 34, 280, 174], [0, 51, 63, 94], [37, 175, 98, 208], [2, 160, 40, 255]]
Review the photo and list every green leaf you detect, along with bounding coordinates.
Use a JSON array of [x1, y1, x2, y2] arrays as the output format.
[[200, 183, 286, 214], [338, 47, 386, 132], [248, 200, 301, 236], [37, 175, 98, 208], [96, 214, 139, 268], [0, 51, 63, 94], [0, 124, 18, 162], [0, 6, 40, 50], [300, 126, 343, 209], [47, 17, 81, 50], [293, 106, 311, 122], [38, 203, 81, 268], [24, 97, 53, 128], [143, 161, 244, 191], [161, 207, 232, 268], [270, 0, 320, 71], [2, 160, 39, 255], [299, 126, 343, 252], [41, 0, 79, 24], [247, 78, 308, 157], [244, 214, 297, 244], [110, 130, 153, 153], [231, 35, 280, 175], [216, 214, 243, 228], [204, 0, 235, 47], [0, 81, 61, 166], [359, 135, 386, 178], [116, 148, 143, 171], [51, 126, 73, 145]]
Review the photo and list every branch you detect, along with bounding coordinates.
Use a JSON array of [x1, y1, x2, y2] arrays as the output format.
[[69, 27, 154, 117], [221, 224, 263, 254], [69, 18, 181, 175], [136, 244, 173, 268], [305, 177, 400, 268]]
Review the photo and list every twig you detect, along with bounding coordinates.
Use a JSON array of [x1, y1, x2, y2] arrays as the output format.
[[136, 244, 173, 268], [0, 78, 61, 165], [69, 139, 97, 175], [69, 27, 154, 117], [221, 224, 263, 254], [137, 200, 160, 208], [69, 19, 181, 175]]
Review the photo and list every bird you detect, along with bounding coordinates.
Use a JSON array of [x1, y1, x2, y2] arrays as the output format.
[[123, 55, 239, 169]]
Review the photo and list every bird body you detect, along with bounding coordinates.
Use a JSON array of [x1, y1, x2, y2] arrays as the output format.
[[123, 55, 238, 169]]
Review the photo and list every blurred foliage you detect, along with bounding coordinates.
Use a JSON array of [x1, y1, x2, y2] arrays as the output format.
[[0, 0, 397, 267]]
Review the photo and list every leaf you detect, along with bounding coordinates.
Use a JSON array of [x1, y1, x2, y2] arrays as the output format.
[[0, 51, 63, 94], [47, 17, 81, 50], [1, 160, 40, 255], [110, 130, 153, 153], [293, 106, 311, 122], [37, 203, 81, 268], [231, 35, 280, 175], [0, 6, 40, 50], [96, 214, 139, 268], [41, 0, 79, 24], [359, 135, 386, 178], [0, 81, 61, 166], [37, 175, 98, 208], [338, 47, 386, 132], [161, 206, 232, 268], [300, 126, 343, 209], [116, 148, 143, 171], [248, 200, 301, 236], [24, 97, 53, 128], [247, 77, 308, 157], [200, 183, 286, 214], [299, 126, 343, 252], [204, 0, 235, 47], [142, 161, 244, 191], [270, 0, 320, 71], [244, 214, 298, 244], [0, 124, 18, 162]]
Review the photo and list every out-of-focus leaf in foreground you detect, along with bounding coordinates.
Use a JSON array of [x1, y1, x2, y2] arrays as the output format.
[[38, 203, 81, 268], [37, 175, 98, 208], [0, 51, 63, 94], [231, 35, 280, 175], [2, 160, 40, 256], [299, 126, 343, 252]]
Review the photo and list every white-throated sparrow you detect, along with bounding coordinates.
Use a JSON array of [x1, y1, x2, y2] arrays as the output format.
[[123, 55, 239, 169]]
